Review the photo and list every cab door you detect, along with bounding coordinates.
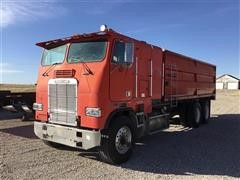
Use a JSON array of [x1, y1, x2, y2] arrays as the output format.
[[109, 40, 135, 101], [136, 44, 152, 99]]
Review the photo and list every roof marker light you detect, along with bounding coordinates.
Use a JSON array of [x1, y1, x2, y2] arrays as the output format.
[[100, 24, 108, 32]]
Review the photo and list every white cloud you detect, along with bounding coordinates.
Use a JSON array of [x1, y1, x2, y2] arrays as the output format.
[[0, 0, 66, 27], [0, 63, 23, 74]]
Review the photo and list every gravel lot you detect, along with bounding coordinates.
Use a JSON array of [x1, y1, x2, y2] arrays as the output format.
[[1, 90, 240, 179]]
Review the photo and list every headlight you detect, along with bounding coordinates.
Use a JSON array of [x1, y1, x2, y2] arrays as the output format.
[[33, 103, 43, 111], [86, 107, 101, 117]]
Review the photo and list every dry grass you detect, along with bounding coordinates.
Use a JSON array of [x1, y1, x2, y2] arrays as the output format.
[[0, 84, 36, 93], [216, 89, 240, 96]]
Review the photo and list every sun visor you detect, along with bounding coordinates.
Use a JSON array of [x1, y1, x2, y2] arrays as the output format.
[[36, 32, 110, 50], [36, 37, 71, 50]]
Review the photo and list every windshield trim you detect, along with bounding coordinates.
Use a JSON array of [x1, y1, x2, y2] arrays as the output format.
[[67, 40, 108, 64], [41, 44, 67, 66]]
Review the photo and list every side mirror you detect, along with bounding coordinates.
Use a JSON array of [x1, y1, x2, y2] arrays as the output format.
[[113, 56, 118, 62]]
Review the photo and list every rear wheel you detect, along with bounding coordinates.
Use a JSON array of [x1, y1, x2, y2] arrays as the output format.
[[187, 102, 201, 128], [201, 100, 210, 124], [99, 116, 134, 164]]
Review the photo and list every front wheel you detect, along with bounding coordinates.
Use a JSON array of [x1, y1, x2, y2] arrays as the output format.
[[99, 116, 134, 164]]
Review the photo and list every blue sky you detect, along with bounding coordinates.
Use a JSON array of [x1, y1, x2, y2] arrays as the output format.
[[0, 0, 239, 84]]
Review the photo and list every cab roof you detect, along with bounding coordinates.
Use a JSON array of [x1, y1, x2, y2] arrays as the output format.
[[36, 29, 143, 50]]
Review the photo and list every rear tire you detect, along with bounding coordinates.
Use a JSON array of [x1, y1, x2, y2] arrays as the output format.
[[180, 105, 190, 127], [99, 116, 134, 164], [187, 102, 201, 128], [201, 100, 210, 124]]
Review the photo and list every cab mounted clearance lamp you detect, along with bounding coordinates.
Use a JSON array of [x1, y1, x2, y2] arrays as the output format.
[[86, 107, 101, 117], [100, 24, 108, 32]]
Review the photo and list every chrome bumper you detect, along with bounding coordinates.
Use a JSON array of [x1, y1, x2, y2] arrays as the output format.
[[34, 121, 101, 150]]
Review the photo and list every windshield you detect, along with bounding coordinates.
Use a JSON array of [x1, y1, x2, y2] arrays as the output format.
[[68, 41, 107, 63], [42, 45, 66, 65]]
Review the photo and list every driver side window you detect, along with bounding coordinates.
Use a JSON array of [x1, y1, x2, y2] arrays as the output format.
[[112, 41, 134, 64]]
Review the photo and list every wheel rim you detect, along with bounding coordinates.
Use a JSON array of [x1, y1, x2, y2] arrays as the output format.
[[195, 106, 201, 124], [115, 126, 132, 154]]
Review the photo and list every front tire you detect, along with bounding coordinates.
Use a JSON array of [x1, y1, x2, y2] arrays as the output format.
[[99, 116, 134, 164]]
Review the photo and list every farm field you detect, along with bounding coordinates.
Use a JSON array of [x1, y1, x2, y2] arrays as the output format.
[[0, 84, 35, 93], [0, 90, 239, 179]]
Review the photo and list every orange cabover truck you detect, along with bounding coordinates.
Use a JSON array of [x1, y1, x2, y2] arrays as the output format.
[[33, 25, 216, 164]]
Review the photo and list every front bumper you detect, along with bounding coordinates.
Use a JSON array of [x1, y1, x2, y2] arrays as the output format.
[[34, 121, 101, 150]]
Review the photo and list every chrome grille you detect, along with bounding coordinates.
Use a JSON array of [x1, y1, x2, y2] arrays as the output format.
[[48, 78, 77, 126]]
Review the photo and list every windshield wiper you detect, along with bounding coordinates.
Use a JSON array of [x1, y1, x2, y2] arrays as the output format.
[[81, 61, 94, 75], [42, 62, 60, 77]]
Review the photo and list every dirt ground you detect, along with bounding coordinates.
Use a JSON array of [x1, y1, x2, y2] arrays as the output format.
[[0, 90, 239, 179]]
